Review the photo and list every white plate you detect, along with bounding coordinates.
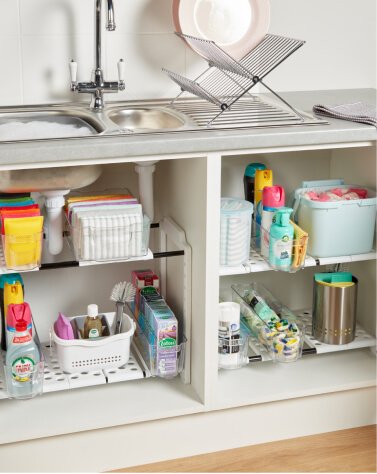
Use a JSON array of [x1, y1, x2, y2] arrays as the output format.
[[173, 0, 270, 61]]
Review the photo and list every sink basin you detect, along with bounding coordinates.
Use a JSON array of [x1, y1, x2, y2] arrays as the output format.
[[0, 165, 102, 193], [106, 107, 189, 131], [0, 108, 104, 142]]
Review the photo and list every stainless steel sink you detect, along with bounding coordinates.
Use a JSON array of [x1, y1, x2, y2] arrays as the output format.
[[0, 102, 195, 193], [0, 106, 105, 192], [0, 107, 105, 141], [0, 103, 195, 143], [105, 106, 188, 131]]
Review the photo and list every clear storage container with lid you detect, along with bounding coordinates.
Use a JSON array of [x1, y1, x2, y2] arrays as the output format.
[[220, 198, 253, 267]]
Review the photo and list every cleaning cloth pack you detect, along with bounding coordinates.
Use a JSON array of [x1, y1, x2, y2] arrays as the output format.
[[136, 287, 179, 378], [0, 195, 43, 270], [66, 193, 149, 261]]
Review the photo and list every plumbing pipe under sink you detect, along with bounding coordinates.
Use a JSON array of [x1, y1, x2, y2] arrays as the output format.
[[134, 161, 158, 222], [42, 190, 70, 255]]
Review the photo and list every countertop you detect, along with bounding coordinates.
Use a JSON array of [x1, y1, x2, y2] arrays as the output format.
[[0, 89, 375, 169]]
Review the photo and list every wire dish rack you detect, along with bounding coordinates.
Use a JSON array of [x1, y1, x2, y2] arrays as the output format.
[[164, 33, 313, 128]]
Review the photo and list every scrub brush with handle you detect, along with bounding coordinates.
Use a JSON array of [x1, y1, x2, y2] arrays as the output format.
[[110, 281, 136, 334]]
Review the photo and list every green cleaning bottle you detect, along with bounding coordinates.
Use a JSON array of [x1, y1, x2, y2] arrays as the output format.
[[269, 208, 294, 270]]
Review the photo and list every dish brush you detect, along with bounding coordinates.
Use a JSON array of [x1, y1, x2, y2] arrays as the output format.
[[110, 281, 136, 334]]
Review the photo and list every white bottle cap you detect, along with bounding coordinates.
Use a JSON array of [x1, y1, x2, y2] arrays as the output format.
[[87, 304, 99, 317], [219, 302, 240, 325]]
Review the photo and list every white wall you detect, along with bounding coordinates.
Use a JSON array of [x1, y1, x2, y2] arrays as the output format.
[[0, 0, 375, 107]]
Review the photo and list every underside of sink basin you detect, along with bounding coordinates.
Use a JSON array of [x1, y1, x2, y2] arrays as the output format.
[[106, 107, 189, 131], [0, 165, 102, 193]]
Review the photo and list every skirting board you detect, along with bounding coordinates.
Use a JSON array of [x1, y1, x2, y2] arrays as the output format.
[[0, 387, 375, 472]]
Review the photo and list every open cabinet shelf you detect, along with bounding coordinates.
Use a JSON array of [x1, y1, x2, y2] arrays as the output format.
[[214, 348, 376, 411], [0, 374, 204, 446]]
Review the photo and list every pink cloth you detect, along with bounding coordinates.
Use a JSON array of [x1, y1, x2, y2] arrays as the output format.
[[303, 187, 368, 202]]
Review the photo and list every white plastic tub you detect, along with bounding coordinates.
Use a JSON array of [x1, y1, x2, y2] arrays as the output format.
[[292, 181, 376, 257], [52, 312, 135, 373]]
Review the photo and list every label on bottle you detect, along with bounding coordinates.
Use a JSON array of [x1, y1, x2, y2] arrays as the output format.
[[12, 356, 35, 382], [218, 320, 240, 354], [88, 328, 99, 338], [13, 334, 32, 344], [272, 237, 293, 263]]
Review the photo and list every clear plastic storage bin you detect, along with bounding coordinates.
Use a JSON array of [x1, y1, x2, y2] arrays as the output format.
[[232, 283, 305, 363], [218, 334, 249, 369], [69, 214, 151, 262], [2, 232, 43, 271], [131, 312, 186, 379], [251, 220, 308, 272]]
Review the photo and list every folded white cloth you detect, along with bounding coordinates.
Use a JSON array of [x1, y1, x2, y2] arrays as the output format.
[[313, 102, 377, 127]]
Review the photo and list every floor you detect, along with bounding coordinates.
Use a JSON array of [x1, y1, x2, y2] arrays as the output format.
[[113, 425, 377, 473]]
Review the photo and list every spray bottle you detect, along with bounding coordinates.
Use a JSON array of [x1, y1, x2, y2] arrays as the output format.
[[261, 186, 285, 257], [269, 207, 294, 270], [243, 163, 266, 204], [254, 169, 273, 245], [0, 274, 24, 351]]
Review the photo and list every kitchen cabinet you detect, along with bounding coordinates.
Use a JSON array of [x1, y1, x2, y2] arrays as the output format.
[[0, 90, 375, 472]]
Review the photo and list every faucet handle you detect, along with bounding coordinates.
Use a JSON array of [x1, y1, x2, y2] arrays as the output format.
[[69, 60, 78, 89], [118, 58, 125, 90]]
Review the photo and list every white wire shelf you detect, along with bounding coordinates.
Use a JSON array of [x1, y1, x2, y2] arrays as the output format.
[[0, 342, 148, 400], [220, 249, 377, 276], [247, 308, 376, 363]]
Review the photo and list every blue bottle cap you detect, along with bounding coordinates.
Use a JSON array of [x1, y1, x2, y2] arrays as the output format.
[[244, 163, 266, 178], [0, 273, 23, 289]]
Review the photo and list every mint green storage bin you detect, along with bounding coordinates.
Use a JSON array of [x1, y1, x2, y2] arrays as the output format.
[[292, 180, 377, 257]]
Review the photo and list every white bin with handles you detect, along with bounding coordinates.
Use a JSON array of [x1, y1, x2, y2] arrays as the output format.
[[292, 180, 377, 257], [52, 312, 135, 373]]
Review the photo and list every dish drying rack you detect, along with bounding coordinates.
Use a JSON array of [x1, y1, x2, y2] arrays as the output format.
[[164, 33, 309, 128]]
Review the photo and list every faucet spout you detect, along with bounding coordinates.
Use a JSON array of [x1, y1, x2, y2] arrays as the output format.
[[96, 0, 116, 68], [106, 0, 116, 31]]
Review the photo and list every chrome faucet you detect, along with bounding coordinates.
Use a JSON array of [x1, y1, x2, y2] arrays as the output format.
[[69, 0, 125, 110]]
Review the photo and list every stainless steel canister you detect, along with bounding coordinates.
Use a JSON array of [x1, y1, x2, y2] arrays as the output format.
[[312, 276, 358, 344]]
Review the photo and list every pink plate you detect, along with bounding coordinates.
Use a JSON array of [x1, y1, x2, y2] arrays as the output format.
[[173, 0, 270, 61]]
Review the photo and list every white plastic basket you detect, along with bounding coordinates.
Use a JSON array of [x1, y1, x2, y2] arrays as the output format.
[[52, 312, 135, 373]]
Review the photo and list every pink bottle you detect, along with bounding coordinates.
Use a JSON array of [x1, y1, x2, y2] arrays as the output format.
[[261, 186, 285, 257]]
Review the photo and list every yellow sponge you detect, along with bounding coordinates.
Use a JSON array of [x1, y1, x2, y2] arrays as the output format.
[[290, 220, 308, 269]]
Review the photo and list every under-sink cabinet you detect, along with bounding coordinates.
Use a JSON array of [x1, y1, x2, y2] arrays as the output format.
[[0, 138, 375, 472]]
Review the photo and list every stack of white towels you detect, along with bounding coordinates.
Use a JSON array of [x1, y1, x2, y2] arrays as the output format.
[[66, 194, 148, 261]]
